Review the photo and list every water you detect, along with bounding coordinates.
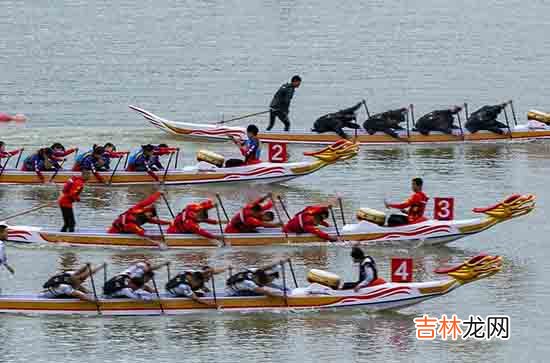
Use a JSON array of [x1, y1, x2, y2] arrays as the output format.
[[0, 0, 548, 362]]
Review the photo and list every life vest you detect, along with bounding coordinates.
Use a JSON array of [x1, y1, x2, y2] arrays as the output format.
[[75, 150, 92, 166], [359, 256, 378, 281], [43, 273, 74, 291], [165, 271, 205, 293], [103, 274, 131, 295], [127, 149, 144, 170], [226, 270, 256, 287]]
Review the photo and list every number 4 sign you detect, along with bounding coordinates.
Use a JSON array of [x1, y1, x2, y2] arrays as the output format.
[[391, 258, 413, 282], [433, 197, 455, 221], [268, 142, 288, 163]]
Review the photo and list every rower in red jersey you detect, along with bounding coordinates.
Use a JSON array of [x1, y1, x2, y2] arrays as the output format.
[[225, 194, 281, 233], [167, 200, 221, 241], [283, 205, 336, 242], [0, 141, 23, 160], [385, 177, 429, 226], [108, 192, 170, 244], [58, 170, 90, 232]]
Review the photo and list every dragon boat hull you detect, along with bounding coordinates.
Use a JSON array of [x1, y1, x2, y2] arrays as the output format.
[[131, 105, 550, 146], [5, 194, 534, 249]]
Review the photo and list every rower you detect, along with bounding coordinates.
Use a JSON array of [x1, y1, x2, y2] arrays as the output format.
[[102, 142, 128, 170], [465, 103, 509, 134], [226, 260, 287, 297], [363, 107, 408, 138], [165, 266, 225, 306], [103, 261, 169, 300], [283, 205, 337, 242], [0, 224, 15, 275], [341, 247, 384, 291], [414, 106, 462, 135], [127, 144, 164, 181], [50, 143, 77, 162], [225, 194, 281, 233], [58, 170, 90, 232], [267, 75, 302, 131], [226, 124, 262, 167], [41, 263, 105, 302], [21, 148, 62, 182], [312, 102, 362, 139], [108, 192, 171, 245], [0, 141, 23, 160], [72, 146, 107, 183], [167, 200, 222, 242], [385, 177, 429, 226]]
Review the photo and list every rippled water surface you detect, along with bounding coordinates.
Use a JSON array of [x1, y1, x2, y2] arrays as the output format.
[[1, 1, 549, 362]]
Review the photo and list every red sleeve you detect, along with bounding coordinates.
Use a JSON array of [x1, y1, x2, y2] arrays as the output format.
[[187, 223, 216, 239], [204, 218, 219, 225], [243, 216, 265, 228], [320, 220, 330, 227], [303, 225, 332, 241], [148, 170, 160, 182], [388, 196, 414, 209], [8, 149, 22, 156], [131, 192, 162, 211], [55, 148, 77, 157], [107, 151, 127, 158]]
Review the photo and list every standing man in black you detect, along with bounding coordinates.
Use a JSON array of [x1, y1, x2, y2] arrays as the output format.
[[267, 75, 302, 131]]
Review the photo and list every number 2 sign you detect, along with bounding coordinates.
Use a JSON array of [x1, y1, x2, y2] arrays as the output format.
[[433, 197, 455, 221], [268, 142, 288, 163], [391, 258, 413, 282]]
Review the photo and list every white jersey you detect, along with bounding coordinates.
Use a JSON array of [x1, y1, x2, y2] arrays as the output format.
[[123, 263, 148, 279], [0, 240, 7, 266]]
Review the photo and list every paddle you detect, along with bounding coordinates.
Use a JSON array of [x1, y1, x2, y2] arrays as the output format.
[[156, 223, 168, 250], [48, 160, 65, 184], [509, 100, 518, 126], [329, 205, 341, 240], [175, 148, 180, 169], [211, 273, 218, 307], [0, 202, 55, 222], [456, 112, 465, 140], [405, 108, 411, 141], [271, 195, 290, 242], [277, 196, 291, 220], [151, 274, 165, 314], [409, 104, 416, 127], [86, 263, 101, 315], [215, 194, 230, 222], [337, 196, 347, 225], [214, 202, 227, 247], [503, 104, 513, 139], [362, 99, 371, 118], [161, 193, 176, 219], [108, 156, 123, 185], [123, 153, 129, 169], [162, 152, 174, 185], [0, 155, 13, 179], [281, 261, 289, 307], [216, 109, 272, 125], [464, 102, 469, 119], [287, 258, 299, 288], [166, 262, 171, 280], [14, 149, 23, 169]]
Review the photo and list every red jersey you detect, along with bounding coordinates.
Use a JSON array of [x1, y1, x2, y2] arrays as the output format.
[[283, 206, 332, 241], [167, 201, 217, 239], [225, 197, 273, 233], [108, 192, 170, 236], [388, 191, 429, 224], [0, 149, 22, 159], [58, 176, 85, 208]]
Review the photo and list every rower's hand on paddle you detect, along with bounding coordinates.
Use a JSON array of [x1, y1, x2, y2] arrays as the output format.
[[384, 199, 390, 209], [6, 264, 15, 275]]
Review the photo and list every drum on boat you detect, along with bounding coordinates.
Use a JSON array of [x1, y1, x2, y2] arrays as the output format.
[[307, 269, 342, 289], [527, 110, 550, 125], [196, 150, 225, 167], [356, 207, 386, 226]]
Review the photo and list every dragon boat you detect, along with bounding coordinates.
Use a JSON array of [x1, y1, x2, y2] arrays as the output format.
[[0, 140, 357, 186], [0, 254, 501, 315], [5, 194, 534, 249], [131, 105, 550, 146]]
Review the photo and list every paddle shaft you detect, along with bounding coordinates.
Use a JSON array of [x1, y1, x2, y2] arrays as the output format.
[[464, 102, 469, 119], [281, 262, 288, 307], [87, 264, 101, 315], [0, 155, 13, 178], [329, 206, 341, 238], [108, 156, 123, 185], [405, 109, 411, 140], [14, 150, 23, 169], [214, 203, 226, 247], [271, 196, 289, 240], [162, 152, 174, 184], [503, 106, 513, 139], [288, 259, 299, 288], [151, 276, 165, 314], [337, 197, 346, 225], [362, 99, 371, 118], [217, 109, 271, 125], [175, 148, 180, 169], [156, 222, 167, 249], [277, 196, 291, 220], [409, 104, 415, 126], [509, 100, 518, 125], [456, 112, 465, 140], [215, 194, 230, 221], [48, 160, 65, 183], [161, 194, 176, 219], [1, 202, 54, 222], [211, 275, 218, 306]]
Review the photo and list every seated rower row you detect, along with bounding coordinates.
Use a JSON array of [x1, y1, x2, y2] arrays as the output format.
[[40, 247, 380, 303], [102, 178, 427, 244]]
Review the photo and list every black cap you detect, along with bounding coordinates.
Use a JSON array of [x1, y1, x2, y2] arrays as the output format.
[[351, 247, 365, 260]]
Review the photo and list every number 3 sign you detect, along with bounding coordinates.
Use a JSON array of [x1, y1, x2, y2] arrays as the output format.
[[268, 142, 288, 163], [391, 258, 413, 282], [433, 197, 455, 221]]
